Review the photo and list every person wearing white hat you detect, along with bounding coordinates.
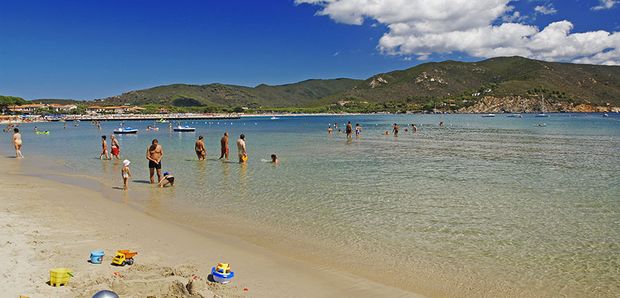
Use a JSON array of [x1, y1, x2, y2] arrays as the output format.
[[121, 159, 132, 190]]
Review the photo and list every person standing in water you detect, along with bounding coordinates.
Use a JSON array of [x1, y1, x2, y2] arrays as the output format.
[[237, 134, 247, 163], [12, 128, 23, 158], [412, 124, 418, 133], [219, 132, 229, 160], [110, 135, 120, 159], [146, 139, 164, 183], [121, 159, 131, 190], [195, 135, 207, 160], [392, 123, 400, 137], [439, 121, 444, 128], [327, 125, 333, 134], [345, 121, 353, 138], [355, 123, 362, 137], [99, 135, 110, 160]]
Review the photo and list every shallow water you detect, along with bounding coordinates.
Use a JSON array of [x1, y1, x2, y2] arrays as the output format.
[[5, 113, 620, 296]]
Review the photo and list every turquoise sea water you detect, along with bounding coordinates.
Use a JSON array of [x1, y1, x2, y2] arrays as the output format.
[[4, 114, 619, 296]]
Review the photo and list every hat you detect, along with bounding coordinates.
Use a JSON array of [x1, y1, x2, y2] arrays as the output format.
[[163, 171, 170, 176], [123, 160, 131, 166]]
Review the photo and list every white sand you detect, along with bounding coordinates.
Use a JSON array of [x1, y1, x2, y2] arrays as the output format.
[[0, 157, 419, 297]]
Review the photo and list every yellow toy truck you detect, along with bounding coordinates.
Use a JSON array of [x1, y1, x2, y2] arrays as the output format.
[[111, 250, 138, 266]]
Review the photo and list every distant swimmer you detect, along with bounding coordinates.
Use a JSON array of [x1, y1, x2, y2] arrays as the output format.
[[328, 125, 333, 134], [355, 123, 362, 137], [12, 128, 23, 158], [99, 135, 110, 160], [271, 154, 279, 164], [147, 139, 164, 183], [237, 134, 247, 163], [392, 123, 399, 137], [158, 171, 175, 187], [334, 122, 338, 130], [110, 135, 120, 159], [195, 135, 207, 160], [219, 132, 229, 160], [412, 124, 418, 133], [384, 130, 390, 135], [439, 121, 444, 128], [121, 159, 132, 190], [346, 121, 353, 138]]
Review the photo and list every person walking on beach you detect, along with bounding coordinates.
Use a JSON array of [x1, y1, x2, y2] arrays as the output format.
[[219, 132, 229, 160], [99, 135, 110, 160], [121, 159, 132, 190], [392, 123, 400, 137], [236, 134, 247, 163], [195, 135, 207, 160], [345, 121, 353, 138], [146, 139, 164, 183], [12, 128, 23, 158], [110, 135, 120, 159]]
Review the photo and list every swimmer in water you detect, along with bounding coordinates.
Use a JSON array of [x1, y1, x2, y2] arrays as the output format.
[[328, 125, 333, 134], [12, 128, 23, 158], [271, 154, 279, 164], [99, 135, 110, 160], [345, 121, 353, 139], [195, 135, 206, 160], [110, 135, 120, 159], [412, 124, 418, 133], [355, 123, 362, 137], [392, 123, 399, 137], [439, 121, 444, 128]]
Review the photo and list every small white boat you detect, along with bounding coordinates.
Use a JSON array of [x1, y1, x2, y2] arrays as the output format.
[[173, 125, 196, 132], [113, 127, 138, 134], [603, 113, 609, 117], [481, 114, 496, 118], [270, 116, 280, 120], [506, 114, 522, 118], [535, 113, 549, 117]]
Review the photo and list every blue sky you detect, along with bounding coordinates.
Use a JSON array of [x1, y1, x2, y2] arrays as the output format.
[[0, 0, 618, 100]]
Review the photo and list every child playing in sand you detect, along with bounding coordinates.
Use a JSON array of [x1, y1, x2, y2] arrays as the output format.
[[122, 159, 131, 190], [158, 171, 175, 188]]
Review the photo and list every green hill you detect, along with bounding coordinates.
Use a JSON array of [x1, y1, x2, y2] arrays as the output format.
[[101, 79, 360, 108], [343, 56, 620, 106], [98, 57, 620, 110]]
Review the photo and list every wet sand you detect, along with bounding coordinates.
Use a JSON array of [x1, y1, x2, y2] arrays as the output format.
[[0, 157, 417, 297]]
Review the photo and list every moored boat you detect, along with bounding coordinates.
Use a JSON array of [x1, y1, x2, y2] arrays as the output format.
[[173, 125, 196, 132], [113, 127, 138, 134]]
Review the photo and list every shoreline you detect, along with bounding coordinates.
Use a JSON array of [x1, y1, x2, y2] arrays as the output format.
[[2, 110, 616, 124], [0, 155, 419, 297]]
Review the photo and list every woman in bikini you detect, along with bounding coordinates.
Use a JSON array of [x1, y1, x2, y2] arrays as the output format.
[[12, 128, 23, 158]]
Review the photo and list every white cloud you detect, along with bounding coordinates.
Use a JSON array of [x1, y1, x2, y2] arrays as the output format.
[[534, 4, 557, 15], [592, 0, 617, 10], [296, 0, 620, 65]]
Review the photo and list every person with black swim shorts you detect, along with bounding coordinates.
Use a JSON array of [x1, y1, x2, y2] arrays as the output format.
[[146, 139, 164, 184]]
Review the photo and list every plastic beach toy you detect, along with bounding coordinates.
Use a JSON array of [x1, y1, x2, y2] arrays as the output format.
[[49, 268, 73, 287], [111, 250, 138, 266], [92, 290, 119, 298], [211, 263, 235, 284], [90, 250, 105, 264]]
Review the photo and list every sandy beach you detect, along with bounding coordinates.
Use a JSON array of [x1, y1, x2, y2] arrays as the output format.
[[0, 156, 417, 297]]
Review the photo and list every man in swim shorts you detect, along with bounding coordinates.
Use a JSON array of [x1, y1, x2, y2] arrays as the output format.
[[219, 132, 229, 160], [345, 121, 353, 138], [146, 139, 164, 183]]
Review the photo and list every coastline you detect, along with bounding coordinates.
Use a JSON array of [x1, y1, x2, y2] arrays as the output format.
[[0, 155, 418, 297]]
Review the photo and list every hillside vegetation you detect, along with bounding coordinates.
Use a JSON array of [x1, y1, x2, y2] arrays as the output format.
[[16, 57, 620, 113]]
